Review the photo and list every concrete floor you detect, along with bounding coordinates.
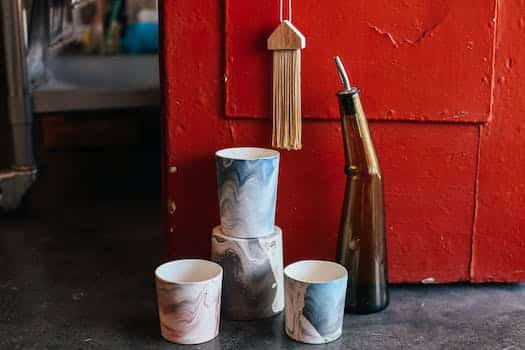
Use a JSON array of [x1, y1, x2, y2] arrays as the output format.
[[1, 201, 524, 349]]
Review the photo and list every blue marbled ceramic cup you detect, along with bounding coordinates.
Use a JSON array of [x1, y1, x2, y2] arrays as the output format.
[[215, 147, 280, 238], [211, 225, 284, 320], [284, 260, 348, 344]]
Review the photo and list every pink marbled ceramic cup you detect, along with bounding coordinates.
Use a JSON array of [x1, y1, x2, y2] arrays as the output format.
[[155, 259, 223, 344]]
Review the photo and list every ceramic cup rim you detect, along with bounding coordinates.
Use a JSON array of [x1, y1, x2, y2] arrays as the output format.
[[216, 147, 279, 161], [155, 259, 223, 285], [212, 225, 282, 240], [284, 260, 348, 285]]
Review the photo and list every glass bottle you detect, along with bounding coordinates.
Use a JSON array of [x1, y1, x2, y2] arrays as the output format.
[[335, 59, 389, 313]]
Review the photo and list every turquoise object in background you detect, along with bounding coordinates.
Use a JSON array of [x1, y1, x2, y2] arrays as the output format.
[[122, 22, 159, 54]]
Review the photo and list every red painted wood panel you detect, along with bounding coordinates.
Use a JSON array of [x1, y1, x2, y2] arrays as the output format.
[[377, 123, 478, 282], [225, 0, 496, 122], [472, 1, 525, 282], [161, 0, 481, 282]]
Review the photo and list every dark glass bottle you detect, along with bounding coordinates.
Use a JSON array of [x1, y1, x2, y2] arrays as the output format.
[[335, 86, 389, 314]]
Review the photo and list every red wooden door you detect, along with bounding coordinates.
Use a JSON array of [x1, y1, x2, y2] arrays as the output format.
[[161, 0, 524, 283]]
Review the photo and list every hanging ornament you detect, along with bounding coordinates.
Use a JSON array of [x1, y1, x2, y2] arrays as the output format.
[[267, 0, 305, 150]]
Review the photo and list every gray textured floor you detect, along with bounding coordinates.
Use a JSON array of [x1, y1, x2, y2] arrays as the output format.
[[1, 201, 524, 349]]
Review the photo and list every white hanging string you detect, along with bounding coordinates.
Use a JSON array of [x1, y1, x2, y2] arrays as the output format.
[[279, 0, 292, 22]]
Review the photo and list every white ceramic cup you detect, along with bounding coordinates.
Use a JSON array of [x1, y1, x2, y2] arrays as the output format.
[[155, 259, 223, 344], [211, 225, 284, 320], [215, 147, 280, 238], [284, 260, 348, 344]]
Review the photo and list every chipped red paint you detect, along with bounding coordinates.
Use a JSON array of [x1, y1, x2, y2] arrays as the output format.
[[225, 0, 496, 122], [471, 1, 525, 282], [161, 0, 524, 283]]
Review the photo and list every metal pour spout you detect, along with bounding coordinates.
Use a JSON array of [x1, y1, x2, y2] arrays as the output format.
[[334, 56, 351, 90]]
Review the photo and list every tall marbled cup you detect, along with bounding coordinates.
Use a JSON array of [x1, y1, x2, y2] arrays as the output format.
[[216, 147, 279, 238], [155, 259, 223, 345], [211, 225, 284, 320], [284, 260, 348, 344]]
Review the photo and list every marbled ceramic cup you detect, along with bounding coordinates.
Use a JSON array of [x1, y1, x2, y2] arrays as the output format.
[[215, 147, 279, 238], [211, 225, 284, 320], [155, 259, 223, 345], [284, 260, 348, 344]]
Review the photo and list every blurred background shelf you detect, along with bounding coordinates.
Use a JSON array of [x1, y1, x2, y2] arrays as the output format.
[[32, 54, 160, 113]]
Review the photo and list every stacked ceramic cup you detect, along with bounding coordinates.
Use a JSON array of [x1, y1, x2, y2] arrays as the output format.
[[211, 147, 284, 320]]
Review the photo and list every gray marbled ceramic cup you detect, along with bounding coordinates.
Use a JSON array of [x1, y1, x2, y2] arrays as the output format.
[[211, 225, 284, 320], [284, 260, 348, 344], [215, 147, 279, 238], [155, 259, 223, 345]]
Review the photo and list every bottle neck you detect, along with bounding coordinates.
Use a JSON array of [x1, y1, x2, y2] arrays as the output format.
[[338, 91, 381, 176]]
